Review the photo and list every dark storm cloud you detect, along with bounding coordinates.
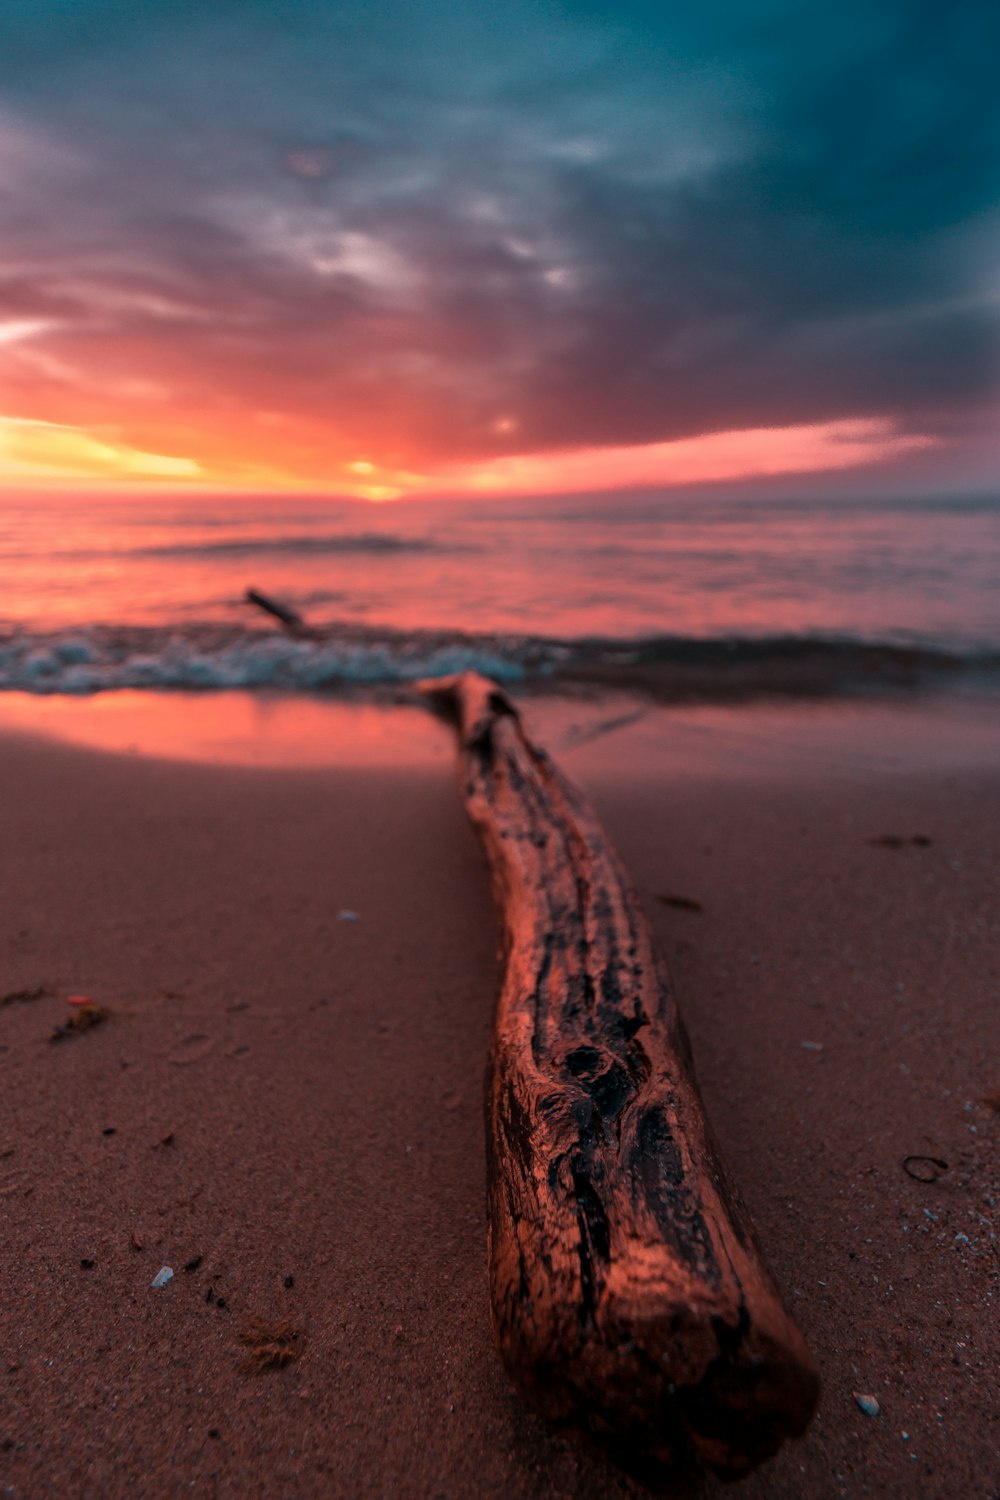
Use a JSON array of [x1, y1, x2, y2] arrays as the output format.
[[1, 0, 996, 460]]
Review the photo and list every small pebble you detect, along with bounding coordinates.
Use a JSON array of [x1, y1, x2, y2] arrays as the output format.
[[800, 1040, 824, 1052], [150, 1266, 174, 1289], [853, 1393, 880, 1418], [284, 1275, 295, 1289], [337, 910, 359, 922], [80, 1258, 95, 1270]]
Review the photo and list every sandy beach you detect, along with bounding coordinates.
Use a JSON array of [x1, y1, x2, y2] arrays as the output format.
[[1, 695, 997, 1498], [6, 0, 997, 1489]]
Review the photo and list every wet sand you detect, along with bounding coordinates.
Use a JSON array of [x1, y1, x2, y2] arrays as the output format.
[[0, 698, 997, 1498]]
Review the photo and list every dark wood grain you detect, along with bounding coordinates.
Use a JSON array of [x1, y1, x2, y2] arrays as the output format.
[[425, 672, 819, 1485]]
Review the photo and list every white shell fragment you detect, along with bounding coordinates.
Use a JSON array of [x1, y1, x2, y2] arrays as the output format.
[[150, 1266, 174, 1289]]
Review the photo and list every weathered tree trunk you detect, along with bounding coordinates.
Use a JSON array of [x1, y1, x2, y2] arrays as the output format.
[[425, 672, 819, 1485]]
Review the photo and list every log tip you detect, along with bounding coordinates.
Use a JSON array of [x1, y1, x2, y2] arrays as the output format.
[[677, 1332, 820, 1481], [492, 1264, 820, 1483], [501, 1324, 819, 1487]]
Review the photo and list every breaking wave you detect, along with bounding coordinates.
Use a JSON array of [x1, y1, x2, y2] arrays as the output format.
[[1, 623, 998, 701], [49, 532, 451, 562]]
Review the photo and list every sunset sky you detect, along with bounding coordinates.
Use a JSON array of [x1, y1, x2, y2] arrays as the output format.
[[1, 0, 996, 500]]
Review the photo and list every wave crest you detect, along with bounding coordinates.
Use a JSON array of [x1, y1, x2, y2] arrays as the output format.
[[51, 532, 450, 562], [1, 624, 997, 701]]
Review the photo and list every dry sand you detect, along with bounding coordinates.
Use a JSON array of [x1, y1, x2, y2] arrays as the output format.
[[0, 696, 998, 1498]]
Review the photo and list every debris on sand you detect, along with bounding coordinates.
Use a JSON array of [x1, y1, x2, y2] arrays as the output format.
[[49, 1003, 112, 1042], [902, 1154, 948, 1183], [853, 1393, 880, 1417], [1, 985, 49, 1007], [868, 835, 932, 849], [237, 1317, 305, 1373], [655, 892, 703, 912], [151, 1266, 174, 1289]]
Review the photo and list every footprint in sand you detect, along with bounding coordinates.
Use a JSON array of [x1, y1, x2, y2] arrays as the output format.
[[167, 1033, 216, 1066], [0, 1169, 30, 1198]]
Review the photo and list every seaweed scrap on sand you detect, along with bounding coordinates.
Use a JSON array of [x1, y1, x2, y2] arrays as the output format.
[[49, 1003, 113, 1042], [237, 1318, 305, 1374]]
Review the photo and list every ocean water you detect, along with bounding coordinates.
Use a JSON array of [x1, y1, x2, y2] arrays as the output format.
[[1, 489, 998, 700]]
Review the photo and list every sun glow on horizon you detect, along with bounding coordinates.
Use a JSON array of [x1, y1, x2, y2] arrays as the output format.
[[0, 409, 937, 500]]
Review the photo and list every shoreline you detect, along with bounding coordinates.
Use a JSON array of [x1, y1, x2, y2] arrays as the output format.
[[0, 699, 997, 1496], [1, 683, 1000, 776]]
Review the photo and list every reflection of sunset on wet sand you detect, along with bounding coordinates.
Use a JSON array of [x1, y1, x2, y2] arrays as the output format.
[[0, 688, 451, 767]]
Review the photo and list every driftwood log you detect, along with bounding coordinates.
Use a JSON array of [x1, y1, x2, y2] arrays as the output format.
[[425, 672, 818, 1485]]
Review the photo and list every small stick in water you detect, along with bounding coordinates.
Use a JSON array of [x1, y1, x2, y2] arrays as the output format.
[[244, 587, 312, 637], [423, 671, 819, 1485]]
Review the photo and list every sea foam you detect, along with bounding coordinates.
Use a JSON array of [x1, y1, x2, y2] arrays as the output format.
[[0, 623, 995, 701]]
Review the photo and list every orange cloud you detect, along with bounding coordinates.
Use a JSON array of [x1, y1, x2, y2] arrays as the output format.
[[0, 415, 202, 481], [424, 418, 937, 498]]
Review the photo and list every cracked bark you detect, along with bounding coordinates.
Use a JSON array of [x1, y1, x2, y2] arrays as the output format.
[[426, 672, 819, 1486]]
